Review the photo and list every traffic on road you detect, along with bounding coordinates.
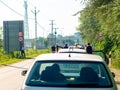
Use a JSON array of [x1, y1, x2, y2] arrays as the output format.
[[0, 0, 120, 90]]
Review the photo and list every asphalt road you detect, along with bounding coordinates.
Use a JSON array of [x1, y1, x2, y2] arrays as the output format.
[[0, 58, 119, 90], [0, 59, 34, 90]]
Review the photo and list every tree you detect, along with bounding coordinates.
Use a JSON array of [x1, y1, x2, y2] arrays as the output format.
[[77, 0, 120, 68]]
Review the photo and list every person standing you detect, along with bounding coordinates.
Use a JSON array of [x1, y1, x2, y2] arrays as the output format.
[[51, 45, 56, 53], [21, 45, 26, 58], [86, 43, 93, 54], [64, 43, 68, 48]]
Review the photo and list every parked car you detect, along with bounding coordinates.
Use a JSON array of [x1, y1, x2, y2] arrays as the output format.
[[21, 53, 117, 90], [58, 48, 109, 65]]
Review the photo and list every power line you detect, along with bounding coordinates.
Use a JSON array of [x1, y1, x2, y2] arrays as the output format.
[[0, 0, 40, 24], [0, 0, 34, 20], [37, 22, 47, 31], [0, 0, 47, 38], [0, 0, 24, 17]]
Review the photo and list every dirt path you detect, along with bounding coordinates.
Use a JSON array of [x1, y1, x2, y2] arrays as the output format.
[[110, 68, 120, 89]]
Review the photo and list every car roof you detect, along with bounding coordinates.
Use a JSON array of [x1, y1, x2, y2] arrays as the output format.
[[35, 53, 103, 62], [58, 48, 86, 53]]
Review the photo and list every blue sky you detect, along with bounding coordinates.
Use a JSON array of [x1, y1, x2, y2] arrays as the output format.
[[0, 0, 85, 38]]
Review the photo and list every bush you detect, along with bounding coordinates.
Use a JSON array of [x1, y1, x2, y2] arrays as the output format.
[[111, 49, 120, 69]]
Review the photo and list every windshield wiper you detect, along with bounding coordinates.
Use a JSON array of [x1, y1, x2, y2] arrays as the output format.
[[66, 83, 98, 87]]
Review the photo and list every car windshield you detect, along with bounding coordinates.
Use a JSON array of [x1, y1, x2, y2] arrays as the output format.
[[26, 61, 112, 88]]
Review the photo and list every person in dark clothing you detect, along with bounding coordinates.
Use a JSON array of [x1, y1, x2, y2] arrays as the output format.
[[41, 64, 66, 82], [51, 45, 56, 53], [86, 43, 92, 54], [21, 45, 26, 58], [64, 43, 68, 48], [56, 45, 59, 53], [56, 45, 63, 53]]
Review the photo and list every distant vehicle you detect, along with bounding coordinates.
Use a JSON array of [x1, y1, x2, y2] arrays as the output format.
[[58, 48, 109, 65], [58, 48, 86, 54], [69, 44, 85, 49], [21, 53, 117, 90]]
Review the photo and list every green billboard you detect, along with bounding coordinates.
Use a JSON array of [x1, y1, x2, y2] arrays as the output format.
[[3, 20, 24, 53]]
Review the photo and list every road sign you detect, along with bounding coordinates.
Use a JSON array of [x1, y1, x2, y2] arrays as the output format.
[[18, 36, 23, 42], [18, 32, 23, 37], [98, 32, 102, 41]]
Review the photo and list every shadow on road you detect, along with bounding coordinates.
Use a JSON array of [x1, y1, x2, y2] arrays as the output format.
[[2, 64, 28, 69]]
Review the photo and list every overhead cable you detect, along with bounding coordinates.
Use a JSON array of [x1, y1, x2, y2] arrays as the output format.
[[0, 0, 24, 17]]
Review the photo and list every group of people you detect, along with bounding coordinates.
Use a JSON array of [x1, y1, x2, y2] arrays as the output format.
[[20, 42, 93, 59], [51, 44, 68, 53], [51, 42, 93, 54]]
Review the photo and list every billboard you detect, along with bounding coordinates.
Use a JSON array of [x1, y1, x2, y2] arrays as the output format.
[[3, 20, 24, 53]]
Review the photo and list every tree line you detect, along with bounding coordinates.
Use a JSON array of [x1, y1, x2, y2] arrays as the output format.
[[77, 0, 120, 68]]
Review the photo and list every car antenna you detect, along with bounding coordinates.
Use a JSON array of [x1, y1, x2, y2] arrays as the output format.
[[68, 47, 71, 57], [69, 53, 71, 57]]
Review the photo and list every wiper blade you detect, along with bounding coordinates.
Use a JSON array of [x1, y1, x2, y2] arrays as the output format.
[[66, 83, 98, 87]]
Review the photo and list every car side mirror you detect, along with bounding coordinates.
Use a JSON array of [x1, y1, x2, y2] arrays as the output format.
[[111, 72, 115, 78], [21, 70, 27, 76]]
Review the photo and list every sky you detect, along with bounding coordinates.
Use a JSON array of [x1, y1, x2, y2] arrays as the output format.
[[0, 0, 85, 38]]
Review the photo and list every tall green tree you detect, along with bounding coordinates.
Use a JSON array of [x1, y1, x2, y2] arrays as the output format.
[[77, 0, 120, 51], [77, 0, 120, 68]]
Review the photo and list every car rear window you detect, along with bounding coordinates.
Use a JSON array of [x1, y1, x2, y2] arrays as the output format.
[[26, 61, 113, 88]]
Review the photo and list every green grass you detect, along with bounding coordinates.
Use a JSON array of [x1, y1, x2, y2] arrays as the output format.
[[0, 48, 51, 66], [0, 58, 22, 65]]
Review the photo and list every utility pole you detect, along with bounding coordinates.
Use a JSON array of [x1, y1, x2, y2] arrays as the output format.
[[49, 20, 56, 46], [24, 0, 30, 48], [54, 27, 58, 45], [49, 20, 55, 36], [31, 7, 40, 49]]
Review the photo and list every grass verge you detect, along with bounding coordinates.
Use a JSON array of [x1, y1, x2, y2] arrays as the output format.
[[0, 48, 51, 67]]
